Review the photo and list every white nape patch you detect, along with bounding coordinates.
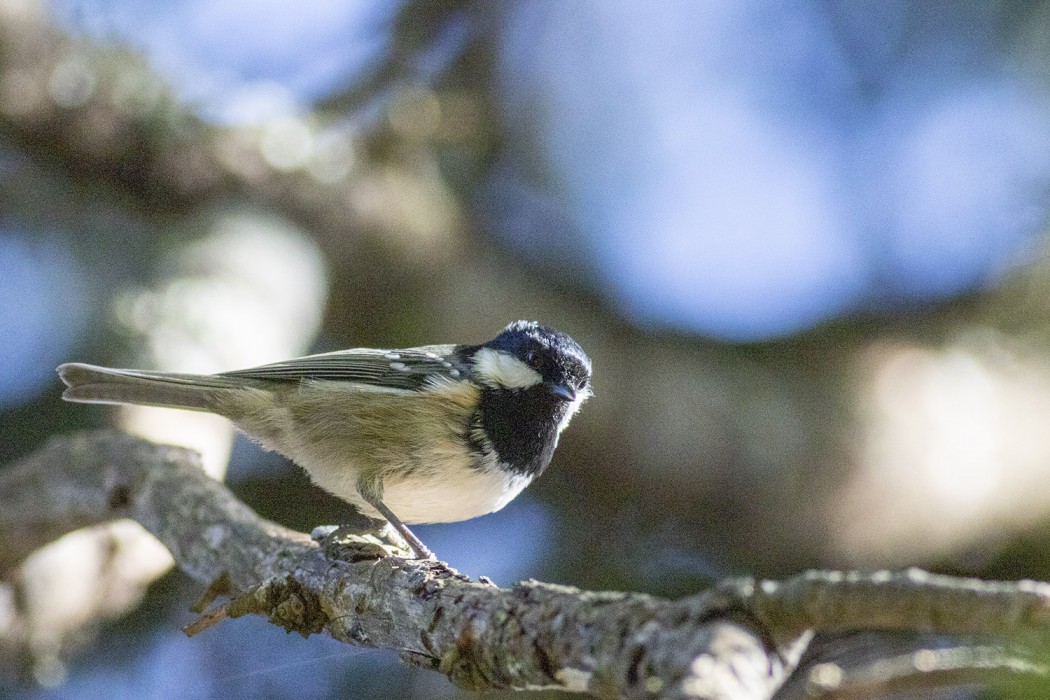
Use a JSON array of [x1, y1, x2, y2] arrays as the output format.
[[473, 347, 542, 389]]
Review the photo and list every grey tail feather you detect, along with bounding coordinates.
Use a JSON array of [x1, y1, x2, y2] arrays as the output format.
[[56, 362, 244, 411]]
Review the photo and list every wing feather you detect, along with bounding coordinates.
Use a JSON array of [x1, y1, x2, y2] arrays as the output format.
[[219, 344, 466, 391]]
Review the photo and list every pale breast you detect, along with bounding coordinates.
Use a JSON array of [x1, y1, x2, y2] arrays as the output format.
[[300, 450, 533, 524], [380, 465, 534, 524]]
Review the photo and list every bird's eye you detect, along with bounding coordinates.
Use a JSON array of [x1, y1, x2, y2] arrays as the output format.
[[525, 350, 538, 365]]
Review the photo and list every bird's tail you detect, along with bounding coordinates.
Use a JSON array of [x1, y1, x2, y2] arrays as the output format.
[[57, 363, 245, 411]]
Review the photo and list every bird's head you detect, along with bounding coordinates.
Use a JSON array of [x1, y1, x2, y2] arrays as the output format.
[[472, 321, 592, 405]]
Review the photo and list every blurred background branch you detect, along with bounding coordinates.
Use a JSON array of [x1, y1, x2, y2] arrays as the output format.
[[4, 0, 1050, 698]]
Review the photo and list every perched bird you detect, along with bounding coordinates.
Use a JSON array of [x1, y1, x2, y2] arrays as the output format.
[[57, 321, 592, 559]]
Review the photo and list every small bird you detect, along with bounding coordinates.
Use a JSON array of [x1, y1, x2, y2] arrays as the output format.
[[57, 321, 592, 559]]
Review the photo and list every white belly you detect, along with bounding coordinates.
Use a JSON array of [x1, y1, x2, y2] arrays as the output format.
[[304, 457, 534, 525], [380, 466, 534, 524]]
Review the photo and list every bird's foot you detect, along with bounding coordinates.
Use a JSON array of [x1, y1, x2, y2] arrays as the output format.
[[312, 523, 404, 562]]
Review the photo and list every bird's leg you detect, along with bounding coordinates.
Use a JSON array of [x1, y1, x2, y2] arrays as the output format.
[[369, 499, 435, 561], [357, 479, 435, 560]]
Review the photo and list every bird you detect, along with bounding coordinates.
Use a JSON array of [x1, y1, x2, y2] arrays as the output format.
[[57, 321, 592, 559]]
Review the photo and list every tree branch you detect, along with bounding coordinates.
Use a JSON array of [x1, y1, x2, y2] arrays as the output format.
[[805, 644, 1043, 699], [3, 431, 1049, 699]]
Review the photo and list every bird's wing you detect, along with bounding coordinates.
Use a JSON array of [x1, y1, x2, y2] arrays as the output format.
[[219, 344, 467, 391]]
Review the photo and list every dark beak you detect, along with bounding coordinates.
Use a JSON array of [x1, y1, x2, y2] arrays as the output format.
[[547, 382, 577, 402]]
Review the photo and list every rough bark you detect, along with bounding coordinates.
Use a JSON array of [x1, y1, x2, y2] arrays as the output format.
[[2, 431, 1049, 699]]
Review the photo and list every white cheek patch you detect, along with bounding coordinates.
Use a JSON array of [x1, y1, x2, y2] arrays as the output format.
[[473, 348, 543, 389]]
